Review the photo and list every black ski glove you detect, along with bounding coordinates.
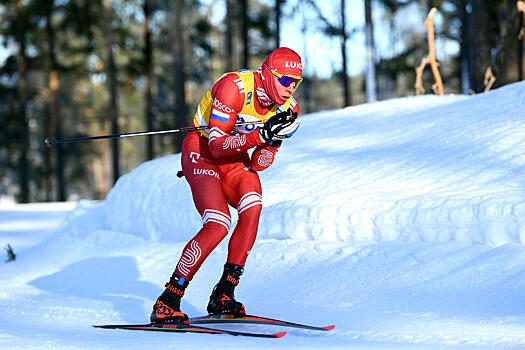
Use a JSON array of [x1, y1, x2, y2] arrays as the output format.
[[259, 108, 299, 144]]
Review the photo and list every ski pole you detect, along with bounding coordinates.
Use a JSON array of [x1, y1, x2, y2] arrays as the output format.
[[44, 121, 263, 146]]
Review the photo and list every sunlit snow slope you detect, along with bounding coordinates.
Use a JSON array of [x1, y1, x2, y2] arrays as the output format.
[[106, 82, 524, 246]]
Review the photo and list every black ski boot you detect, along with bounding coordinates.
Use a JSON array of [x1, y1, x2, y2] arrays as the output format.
[[207, 263, 246, 316], [150, 275, 190, 324]]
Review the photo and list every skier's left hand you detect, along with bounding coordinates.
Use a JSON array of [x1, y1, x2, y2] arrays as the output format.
[[260, 109, 300, 143]]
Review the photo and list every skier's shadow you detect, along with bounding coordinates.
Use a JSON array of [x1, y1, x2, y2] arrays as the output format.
[[29, 256, 199, 323]]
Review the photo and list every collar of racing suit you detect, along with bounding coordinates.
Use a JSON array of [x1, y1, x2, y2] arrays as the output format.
[[253, 70, 276, 108]]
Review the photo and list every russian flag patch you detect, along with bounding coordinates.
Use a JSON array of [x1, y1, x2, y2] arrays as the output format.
[[210, 109, 230, 123]]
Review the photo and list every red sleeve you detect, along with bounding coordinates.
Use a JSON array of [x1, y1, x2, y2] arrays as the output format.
[[250, 143, 280, 172], [207, 73, 265, 159]]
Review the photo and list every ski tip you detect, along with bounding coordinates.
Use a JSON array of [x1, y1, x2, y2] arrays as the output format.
[[322, 325, 335, 331], [92, 324, 123, 329], [273, 331, 287, 338]]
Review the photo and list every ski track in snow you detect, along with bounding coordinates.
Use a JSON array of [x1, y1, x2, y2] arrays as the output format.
[[1, 82, 525, 349]]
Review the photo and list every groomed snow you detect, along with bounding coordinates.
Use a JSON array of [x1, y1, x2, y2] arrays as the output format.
[[1, 81, 525, 349]]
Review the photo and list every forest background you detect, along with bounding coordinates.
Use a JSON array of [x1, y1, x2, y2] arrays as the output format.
[[1, 0, 524, 203]]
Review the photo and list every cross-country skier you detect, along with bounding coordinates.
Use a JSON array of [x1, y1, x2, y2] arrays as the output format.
[[150, 47, 303, 324]]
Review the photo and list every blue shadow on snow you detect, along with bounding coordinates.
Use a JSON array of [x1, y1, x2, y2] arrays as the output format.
[[28, 256, 199, 323]]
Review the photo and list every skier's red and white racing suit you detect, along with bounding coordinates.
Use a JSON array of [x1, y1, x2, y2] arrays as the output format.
[[174, 69, 299, 281]]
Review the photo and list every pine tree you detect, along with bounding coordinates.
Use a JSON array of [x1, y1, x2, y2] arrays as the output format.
[[364, 0, 378, 102]]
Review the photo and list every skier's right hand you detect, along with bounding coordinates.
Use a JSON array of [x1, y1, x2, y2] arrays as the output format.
[[259, 108, 299, 144]]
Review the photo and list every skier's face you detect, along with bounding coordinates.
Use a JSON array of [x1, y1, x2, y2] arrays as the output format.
[[273, 74, 297, 101]]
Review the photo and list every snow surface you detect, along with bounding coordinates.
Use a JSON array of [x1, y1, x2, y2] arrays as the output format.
[[1, 82, 525, 349]]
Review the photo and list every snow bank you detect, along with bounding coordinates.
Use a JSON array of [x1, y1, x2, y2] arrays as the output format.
[[3, 82, 525, 350], [101, 82, 525, 246], [105, 155, 200, 243]]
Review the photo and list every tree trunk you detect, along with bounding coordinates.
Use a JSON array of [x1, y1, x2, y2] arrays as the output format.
[[364, 0, 377, 102], [468, 0, 493, 93], [241, 0, 249, 68], [103, 0, 120, 183], [173, 0, 187, 153], [518, 3, 525, 81], [460, 0, 472, 94], [144, 0, 154, 160], [50, 71, 66, 200], [301, 4, 312, 114], [16, 43, 30, 203], [43, 104, 52, 201], [15, 3, 30, 203], [46, 2, 66, 201], [341, 0, 351, 106], [225, 0, 234, 71], [275, 0, 281, 49]]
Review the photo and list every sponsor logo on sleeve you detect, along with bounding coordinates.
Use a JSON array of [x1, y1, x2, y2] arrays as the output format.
[[213, 99, 235, 114], [190, 152, 200, 164], [257, 149, 274, 168]]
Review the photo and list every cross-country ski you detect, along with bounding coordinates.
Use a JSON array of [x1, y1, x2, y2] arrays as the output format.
[[189, 314, 335, 331], [93, 323, 286, 338]]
